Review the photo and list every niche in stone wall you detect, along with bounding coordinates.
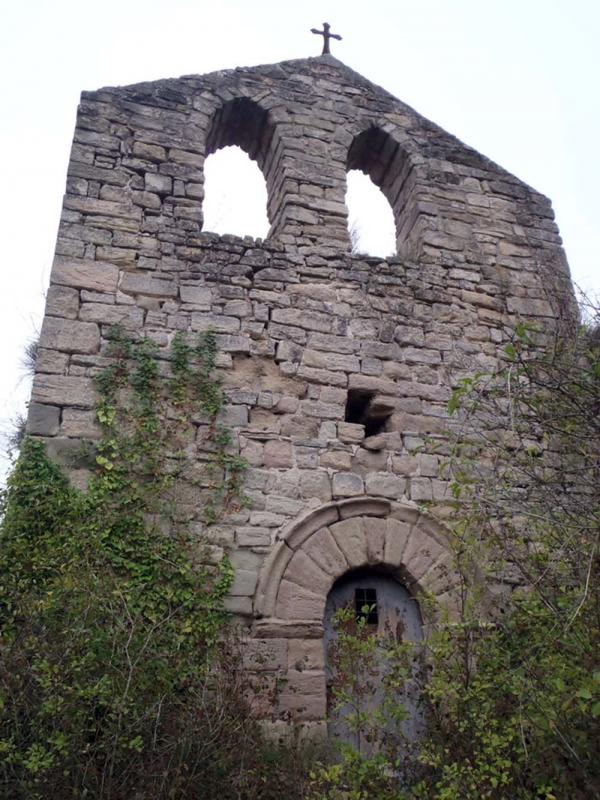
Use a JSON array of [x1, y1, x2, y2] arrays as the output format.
[[346, 127, 410, 257], [203, 97, 275, 239]]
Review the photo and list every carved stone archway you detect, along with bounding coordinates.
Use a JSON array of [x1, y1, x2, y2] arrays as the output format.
[[247, 498, 461, 730]]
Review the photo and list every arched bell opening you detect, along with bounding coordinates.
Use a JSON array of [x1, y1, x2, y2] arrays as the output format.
[[346, 170, 396, 257], [202, 97, 277, 238], [346, 126, 412, 257], [203, 146, 269, 239]]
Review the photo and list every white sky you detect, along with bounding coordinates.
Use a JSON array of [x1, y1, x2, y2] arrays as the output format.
[[1, 0, 599, 480]]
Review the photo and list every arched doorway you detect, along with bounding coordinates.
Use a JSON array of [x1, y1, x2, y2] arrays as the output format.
[[324, 568, 425, 753]]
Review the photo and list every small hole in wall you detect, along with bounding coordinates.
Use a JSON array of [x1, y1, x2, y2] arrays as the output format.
[[344, 389, 391, 437]]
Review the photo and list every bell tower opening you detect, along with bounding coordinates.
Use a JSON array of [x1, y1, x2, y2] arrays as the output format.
[[346, 170, 396, 257], [203, 145, 269, 238], [202, 96, 276, 238]]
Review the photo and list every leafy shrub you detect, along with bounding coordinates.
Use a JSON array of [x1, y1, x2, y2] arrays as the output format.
[[0, 329, 308, 799]]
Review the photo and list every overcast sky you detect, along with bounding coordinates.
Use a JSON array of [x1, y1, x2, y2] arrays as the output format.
[[1, 0, 599, 481]]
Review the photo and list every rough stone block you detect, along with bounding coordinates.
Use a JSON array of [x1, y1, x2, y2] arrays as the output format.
[[39, 317, 100, 355], [26, 403, 60, 436], [278, 671, 327, 720], [365, 472, 406, 500], [299, 470, 332, 502], [230, 569, 258, 597], [329, 517, 368, 567], [243, 639, 288, 672], [303, 527, 348, 578], [144, 172, 172, 195], [276, 580, 323, 620], [264, 440, 293, 468], [52, 257, 119, 293], [180, 285, 212, 306], [236, 526, 271, 547], [32, 375, 96, 408], [60, 408, 101, 438], [120, 272, 178, 298], [35, 348, 69, 374], [46, 285, 79, 319], [284, 550, 332, 596], [384, 519, 412, 566], [332, 471, 364, 498]]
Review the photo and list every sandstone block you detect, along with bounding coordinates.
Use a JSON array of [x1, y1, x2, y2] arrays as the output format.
[[180, 285, 212, 306], [365, 472, 406, 500], [32, 375, 96, 408], [192, 313, 240, 333], [384, 519, 412, 566], [243, 639, 288, 672], [144, 172, 172, 195], [46, 285, 79, 319], [410, 477, 433, 501], [79, 303, 144, 328], [303, 527, 348, 578], [26, 403, 60, 436], [237, 526, 271, 547], [319, 449, 352, 470], [299, 470, 332, 502], [332, 471, 364, 498], [302, 349, 360, 372], [52, 257, 119, 293], [120, 272, 178, 298], [39, 317, 100, 355], [284, 550, 332, 596], [402, 532, 446, 582], [288, 639, 324, 671], [264, 440, 294, 468], [297, 366, 347, 387], [365, 516, 387, 563], [230, 569, 258, 597], [337, 422, 364, 443], [35, 348, 69, 374], [329, 516, 367, 567], [60, 408, 101, 438], [278, 671, 327, 720], [276, 580, 323, 620]]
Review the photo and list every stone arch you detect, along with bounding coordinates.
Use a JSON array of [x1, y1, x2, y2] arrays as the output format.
[[249, 498, 461, 726], [254, 497, 461, 626], [346, 125, 418, 257], [202, 96, 283, 236]]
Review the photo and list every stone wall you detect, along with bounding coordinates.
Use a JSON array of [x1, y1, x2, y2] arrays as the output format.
[[28, 54, 575, 734]]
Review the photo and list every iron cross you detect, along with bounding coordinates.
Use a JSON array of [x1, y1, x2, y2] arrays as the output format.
[[311, 22, 342, 55]]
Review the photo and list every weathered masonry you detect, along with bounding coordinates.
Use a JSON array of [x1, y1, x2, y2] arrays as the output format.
[[29, 54, 574, 737]]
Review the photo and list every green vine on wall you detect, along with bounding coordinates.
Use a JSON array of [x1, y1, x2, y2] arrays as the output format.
[[0, 326, 250, 799]]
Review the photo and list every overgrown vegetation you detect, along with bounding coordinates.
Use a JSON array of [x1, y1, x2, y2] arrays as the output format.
[[309, 305, 600, 799], [0, 328, 308, 799], [2, 304, 599, 798]]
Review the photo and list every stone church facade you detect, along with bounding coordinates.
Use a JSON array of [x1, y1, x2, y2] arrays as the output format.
[[28, 54, 573, 736]]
